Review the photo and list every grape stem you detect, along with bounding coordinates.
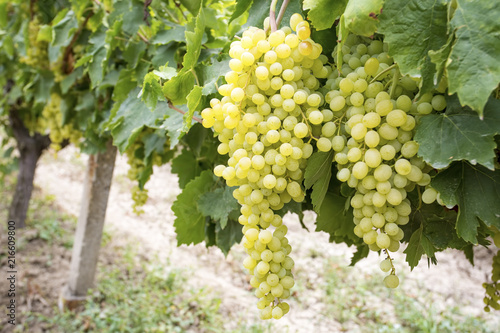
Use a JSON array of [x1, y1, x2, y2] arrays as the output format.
[[369, 64, 397, 84], [389, 67, 401, 99], [383, 249, 396, 274], [269, 0, 279, 32], [276, 0, 290, 28], [167, 100, 203, 124]]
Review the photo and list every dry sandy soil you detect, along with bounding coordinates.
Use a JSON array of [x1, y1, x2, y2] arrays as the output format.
[[1, 147, 500, 332]]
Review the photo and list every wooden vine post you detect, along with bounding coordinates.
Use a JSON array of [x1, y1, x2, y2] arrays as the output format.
[[60, 140, 117, 309]]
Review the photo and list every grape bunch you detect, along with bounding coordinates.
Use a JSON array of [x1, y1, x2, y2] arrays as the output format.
[[483, 232, 500, 312], [125, 133, 167, 214], [201, 13, 336, 319], [40, 93, 81, 150], [324, 34, 445, 287], [20, 18, 49, 70]]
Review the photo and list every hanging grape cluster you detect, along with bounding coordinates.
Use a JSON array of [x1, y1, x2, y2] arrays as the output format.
[[483, 232, 500, 312], [125, 131, 169, 214], [40, 93, 81, 150], [325, 34, 447, 286], [201, 13, 341, 319], [20, 18, 49, 70]]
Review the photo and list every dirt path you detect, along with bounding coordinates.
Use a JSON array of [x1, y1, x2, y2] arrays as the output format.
[[31, 148, 500, 332]]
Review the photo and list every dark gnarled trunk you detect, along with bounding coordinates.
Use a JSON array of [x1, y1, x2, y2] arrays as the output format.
[[8, 109, 50, 228]]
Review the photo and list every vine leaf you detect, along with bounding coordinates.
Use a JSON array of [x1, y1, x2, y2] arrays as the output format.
[[447, 0, 500, 115], [414, 95, 500, 170], [378, 0, 448, 94], [173, 170, 216, 246], [171, 148, 201, 189], [162, 71, 196, 105], [230, 0, 253, 23], [304, 151, 334, 211], [150, 25, 186, 45], [404, 224, 436, 270], [182, 8, 205, 71], [184, 86, 203, 132], [160, 106, 185, 148], [216, 219, 243, 256], [343, 0, 383, 37], [179, 0, 202, 15], [198, 186, 239, 229], [161, 8, 205, 105], [350, 244, 369, 266], [315, 192, 356, 244], [303, 0, 347, 31], [199, 55, 231, 95], [431, 161, 500, 244], [141, 72, 165, 110], [109, 88, 169, 152]]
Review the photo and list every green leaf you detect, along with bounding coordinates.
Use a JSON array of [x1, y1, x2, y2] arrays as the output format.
[[184, 86, 203, 132], [123, 41, 147, 68], [403, 224, 436, 269], [172, 170, 216, 246], [110, 0, 144, 36], [315, 192, 357, 244], [37, 25, 52, 43], [230, 0, 253, 23], [160, 106, 185, 148], [276, 201, 305, 228], [150, 25, 186, 45], [431, 161, 500, 244], [179, 0, 201, 15], [215, 219, 243, 256], [109, 88, 168, 152], [378, 0, 448, 94], [343, 0, 382, 37], [349, 244, 369, 266], [199, 55, 231, 95], [112, 69, 137, 102], [51, 10, 78, 47], [199, 186, 239, 229], [162, 71, 195, 105], [182, 8, 205, 72], [428, 34, 454, 84], [152, 44, 178, 68], [415, 96, 500, 170], [141, 72, 165, 110], [171, 148, 201, 189], [447, 0, 500, 115], [303, 0, 347, 30], [304, 151, 334, 189], [310, 27, 337, 60], [304, 151, 334, 210]]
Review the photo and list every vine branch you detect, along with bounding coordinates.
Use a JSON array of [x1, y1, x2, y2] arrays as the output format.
[[167, 100, 203, 124], [62, 12, 94, 74], [276, 0, 290, 28], [269, 0, 279, 32]]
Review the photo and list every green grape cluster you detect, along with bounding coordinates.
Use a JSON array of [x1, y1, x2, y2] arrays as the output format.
[[125, 142, 149, 215], [41, 93, 81, 150], [125, 134, 167, 214], [483, 232, 500, 312], [324, 35, 446, 287], [201, 13, 335, 319], [20, 18, 49, 69]]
